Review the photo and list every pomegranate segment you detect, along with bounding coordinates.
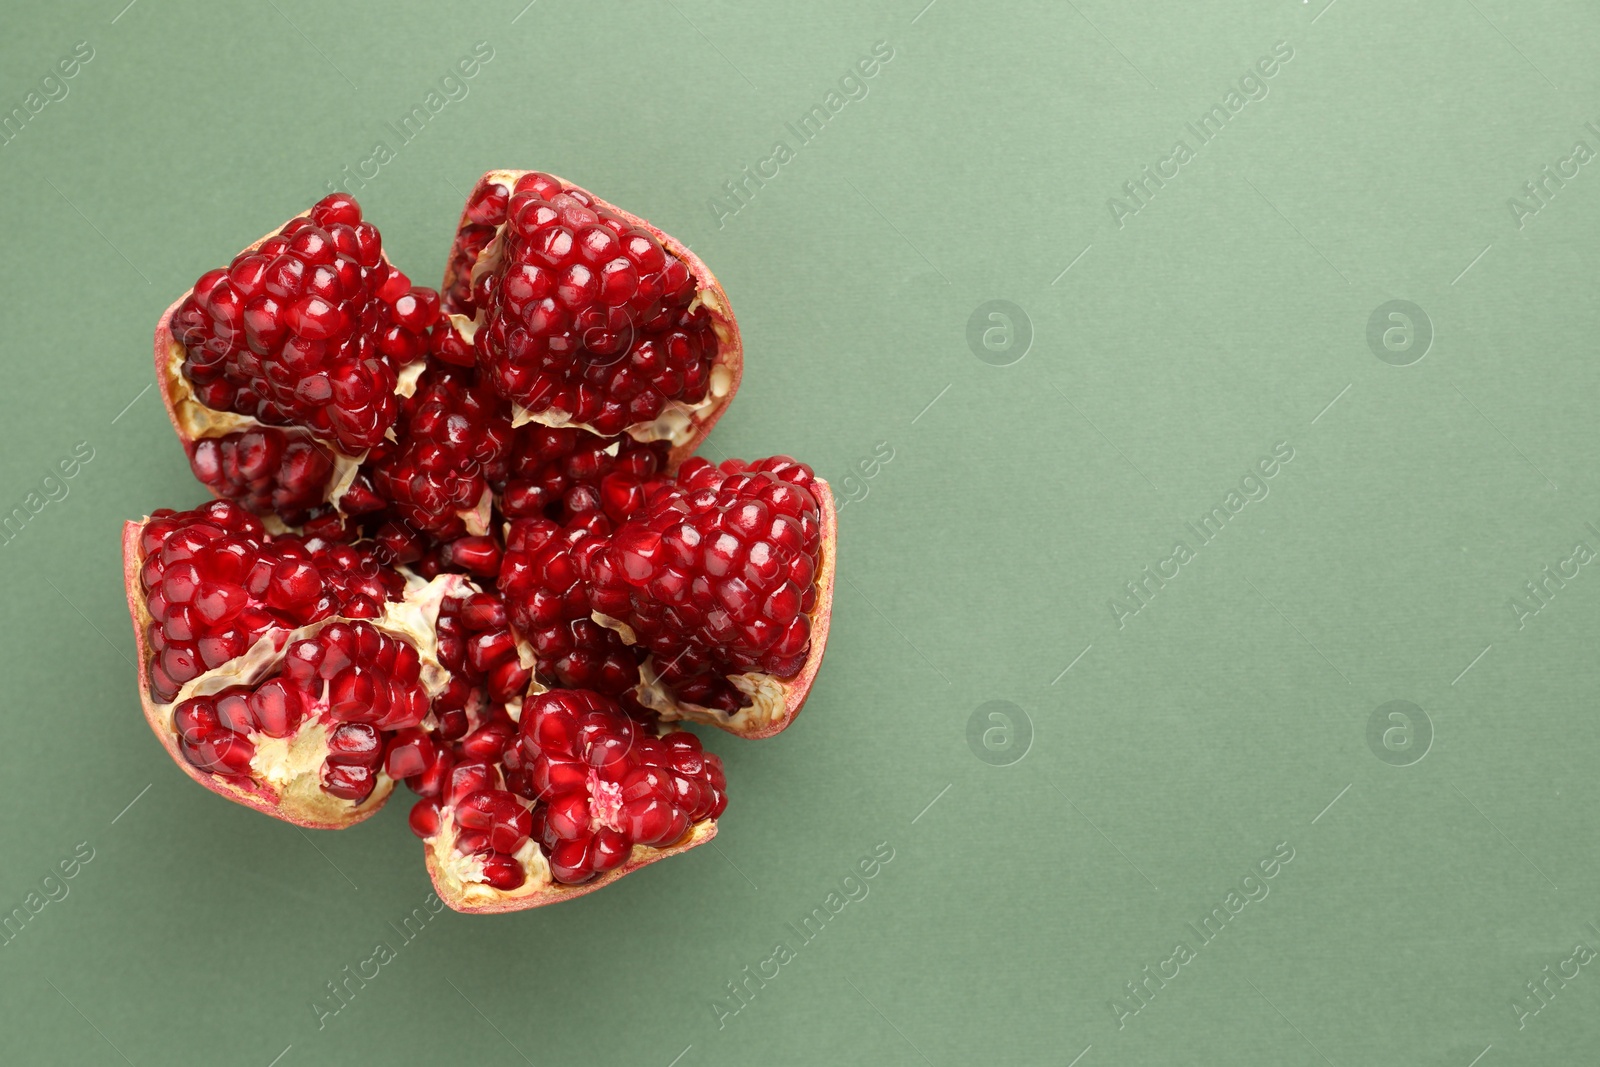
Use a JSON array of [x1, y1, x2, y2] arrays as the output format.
[[591, 457, 823, 702], [496, 454, 837, 738], [522, 689, 725, 882], [155, 194, 443, 532], [137, 500, 405, 703], [416, 689, 723, 911], [124, 501, 470, 829], [442, 170, 743, 464], [169, 193, 434, 453]]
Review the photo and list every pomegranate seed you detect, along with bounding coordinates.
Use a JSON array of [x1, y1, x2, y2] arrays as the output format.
[[322, 762, 377, 801], [385, 728, 434, 780], [409, 798, 442, 838]]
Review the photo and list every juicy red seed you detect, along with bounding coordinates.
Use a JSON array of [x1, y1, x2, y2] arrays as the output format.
[[322, 762, 377, 802], [214, 689, 256, 733], [311, 193, 362, 227], [193, 731, 256, 776], [250, 678, 303, 737], [467, 182, 511, 225], [460, 593, 507, 631], [409, 798, 441, 838], [467, 630, 516, 673], [448, 762, 497, 807], [447, 536, 502, 576], [385, 728, 435, 780], [174, 698, 220, 743], [326, 723, 383, 766], [459, 722, 516, 763], [480, 855, 527, 890], [392, 287, 440, 332]]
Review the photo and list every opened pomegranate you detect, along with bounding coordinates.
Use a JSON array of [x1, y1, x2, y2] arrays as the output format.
[[125, 171, 835, 911]]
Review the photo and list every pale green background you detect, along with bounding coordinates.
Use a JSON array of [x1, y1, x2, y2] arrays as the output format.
[[2, 1, 1599, 1063]]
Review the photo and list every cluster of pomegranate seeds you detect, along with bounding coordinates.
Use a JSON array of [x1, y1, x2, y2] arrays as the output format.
[[170, 193, 438, 453], [432, 591, 530, 732], [469, 173, 720, 435], [368, 361, 514, 540], [501, 423, 668, 521], [173, 691, 263, 778], [513, 690, 725, 884], [274, 533, 407, 620], [589, 457, 822, 711], [188, 428, 337, 524], [401, 705, 532, 889], [497, 513, 640, 697], [167, 619, 430, 800], [442, 219, 497, 315], [138, 501, 385, 702]]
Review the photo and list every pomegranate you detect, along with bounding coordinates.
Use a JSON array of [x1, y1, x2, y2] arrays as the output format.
[[125, 171, 835, 911]]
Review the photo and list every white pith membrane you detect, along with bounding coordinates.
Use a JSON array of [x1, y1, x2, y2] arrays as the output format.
[[132, 542, 482, 817], [422, 714, 716, 908], [459, 185, 736, 450]]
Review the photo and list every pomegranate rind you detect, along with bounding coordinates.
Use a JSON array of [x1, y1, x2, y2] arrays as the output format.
[[631, 477, 836, 740], [423, 818, 718, 914], [121, 518, 392, 830], [759, 475, 835, 738], [442, 170, 743, 470]]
